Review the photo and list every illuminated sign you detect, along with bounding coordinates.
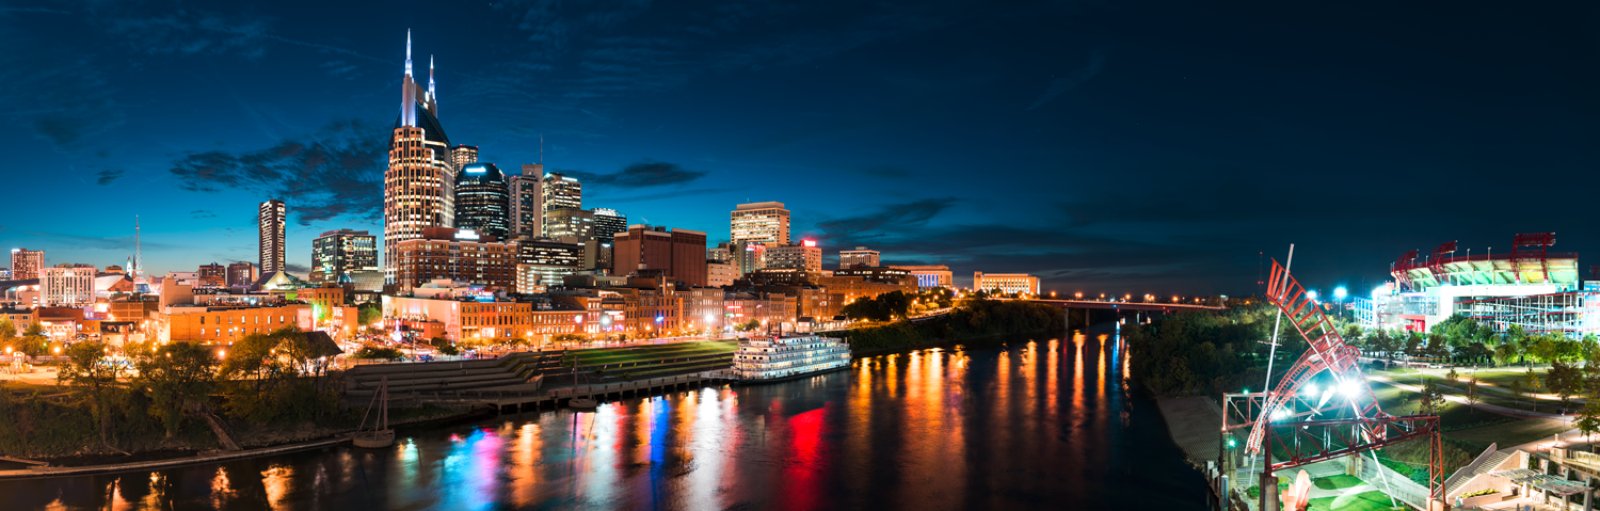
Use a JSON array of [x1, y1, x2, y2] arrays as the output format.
[[802, 239, 817, 248]]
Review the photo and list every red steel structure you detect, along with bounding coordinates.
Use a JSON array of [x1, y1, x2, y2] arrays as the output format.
[[1245, 259, 1384, 454], [1233, 258, 1446, 510]]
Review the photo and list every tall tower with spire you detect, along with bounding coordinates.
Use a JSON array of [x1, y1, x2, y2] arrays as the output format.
[[384, 30, 456, 285]]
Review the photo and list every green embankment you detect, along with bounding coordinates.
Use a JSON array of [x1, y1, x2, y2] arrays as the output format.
[[838, 299, 1063, 355]]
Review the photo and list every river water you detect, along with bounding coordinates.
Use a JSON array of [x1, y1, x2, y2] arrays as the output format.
[[1, 332, 1207, 510]]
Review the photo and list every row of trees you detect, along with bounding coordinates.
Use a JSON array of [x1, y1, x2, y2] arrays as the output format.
[[46, 327, 344, 454], [0, 319, 52, 356], [1125, 306, 1278, 396], [1342, 315, 1598, 367]]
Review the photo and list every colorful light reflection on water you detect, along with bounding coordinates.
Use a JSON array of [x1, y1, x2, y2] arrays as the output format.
[[1, 332, 1205, 510]]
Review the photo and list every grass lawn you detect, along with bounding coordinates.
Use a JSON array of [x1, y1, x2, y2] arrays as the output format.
[[1312, 474, 1365, 490], [569, 341, 737, 365], [1305, 490, 1406, 511], [1449, 416, 1570, 452]]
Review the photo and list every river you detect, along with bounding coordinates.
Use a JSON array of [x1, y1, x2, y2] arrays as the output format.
[[1, 331, 1207, 510]]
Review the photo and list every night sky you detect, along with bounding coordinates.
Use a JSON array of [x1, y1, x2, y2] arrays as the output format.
[[1, 1, 1596, 296]]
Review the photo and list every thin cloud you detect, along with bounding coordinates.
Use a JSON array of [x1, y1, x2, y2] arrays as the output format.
[[572, 161, 706, 188], [168, 119, 385, 225], [95, 169, 124, 185]]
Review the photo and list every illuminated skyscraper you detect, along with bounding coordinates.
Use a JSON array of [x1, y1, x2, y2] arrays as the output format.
[[258, 199, 286, 275], [592, 208, 627, 244], [451, 144, 478, 169], [731, 201, 790, 246], [510, 164, 543, 241], [454, 163, 511, 241], [311, 229, 379, 285], [384, 31, 455, 283], [541, 172, 582, 211]]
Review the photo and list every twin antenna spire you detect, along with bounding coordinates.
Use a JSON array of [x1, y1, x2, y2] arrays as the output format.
[[400, 29, 438, 127]]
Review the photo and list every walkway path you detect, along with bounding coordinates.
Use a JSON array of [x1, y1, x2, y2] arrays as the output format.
[[1367, 374, 1566, 419]]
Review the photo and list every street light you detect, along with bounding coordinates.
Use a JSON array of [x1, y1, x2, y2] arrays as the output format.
[[1333, 286, 1348, 301]]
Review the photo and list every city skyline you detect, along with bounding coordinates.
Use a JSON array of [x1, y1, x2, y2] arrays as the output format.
[[1, 1, 1596, 294]]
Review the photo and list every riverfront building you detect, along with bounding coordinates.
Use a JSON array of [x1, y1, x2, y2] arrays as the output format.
[[166, 303, 314, 343], [973, 272, 1040, 295], [894, 265, 954, 289]]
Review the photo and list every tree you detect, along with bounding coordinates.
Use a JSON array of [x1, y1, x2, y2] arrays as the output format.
[[357, 303, 382, 328], [1466, 378, 1480, 406], [1578, 399, 1600, 451], [131, 342, 218, 440], [1417, 380, 1445, 416], [58, 341, 125, 450], [1493, 342, 1519, 367], [1547, 362, 1584, 411]]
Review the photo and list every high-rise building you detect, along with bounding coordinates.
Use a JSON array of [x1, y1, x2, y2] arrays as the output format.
[[454, 163, 511, 241], [839, 246, 880, 269], [384, 31, 456, 284], [515, 237, 583, 292], [9, 248, 43, 281], [542, 172, 582, 212], [729, 241, 766, 275], [767, 241, 822, 273], [311, 229, 379, 286], [198, 263, 227, 289], [451, 144, 478, 169], [612, 225, 708, 286], [973, 272, 1040, 295], [40, 265, 95, 306], [543, 208, 594, 242], [509, 164, 544, 241], [731, 201, 790, 246], [226, 262, 258, 288], [581, 238, 612, 271], [258, 199, 286, 275], [391, 227, 516, 293], [592, 208, 627, 244]]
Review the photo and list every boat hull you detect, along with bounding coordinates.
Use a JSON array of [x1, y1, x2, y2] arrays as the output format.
[[732, 362, 851, 385], [352, 430, 395, 449]]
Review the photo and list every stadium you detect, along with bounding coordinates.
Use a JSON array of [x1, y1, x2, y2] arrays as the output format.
[[1356, 232, 1599, 337]]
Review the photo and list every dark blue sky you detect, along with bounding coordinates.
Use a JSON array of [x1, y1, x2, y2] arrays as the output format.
[[1, 1, 1596, 295]]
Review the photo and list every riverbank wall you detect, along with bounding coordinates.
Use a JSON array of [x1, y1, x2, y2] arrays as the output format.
[[1155, 396, 1222, 467]]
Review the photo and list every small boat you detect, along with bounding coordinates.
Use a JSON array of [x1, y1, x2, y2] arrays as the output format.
[[568, 397, 598, 411], [353, 376, 395, 448], [732, 334, 851, 384]]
